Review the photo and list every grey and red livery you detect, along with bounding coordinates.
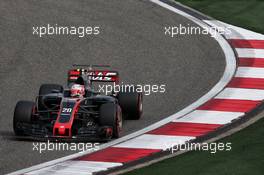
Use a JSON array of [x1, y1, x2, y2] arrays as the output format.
[[13, 65, 143, 141]]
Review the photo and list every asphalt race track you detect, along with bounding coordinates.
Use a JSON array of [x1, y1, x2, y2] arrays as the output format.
[[0, 0, 225, 174]]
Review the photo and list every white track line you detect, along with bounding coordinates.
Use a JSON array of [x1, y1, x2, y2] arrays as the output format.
[[173, 110, 244, 124], [25, 161, 122, 175], [215, 87, 264, 100], [235, 67, 264, 78], [113, 134, 194, 150]]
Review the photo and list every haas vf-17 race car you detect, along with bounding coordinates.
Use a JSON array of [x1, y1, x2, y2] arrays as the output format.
[[13, 65, 143, 141]]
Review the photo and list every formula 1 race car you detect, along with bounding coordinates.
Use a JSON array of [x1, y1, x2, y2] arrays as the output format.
[[13, 65, 143, 141]]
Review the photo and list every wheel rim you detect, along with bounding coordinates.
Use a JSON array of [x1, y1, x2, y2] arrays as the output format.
[[116, 108, 122, 137], [138, 94, 143, 115]]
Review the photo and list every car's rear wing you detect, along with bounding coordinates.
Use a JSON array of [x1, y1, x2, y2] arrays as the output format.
[[68, 68, 119, 85]]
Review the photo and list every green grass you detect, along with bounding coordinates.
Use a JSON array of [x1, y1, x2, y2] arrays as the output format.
[[176, 0, 264, 33], [124, 117, 264, 175]]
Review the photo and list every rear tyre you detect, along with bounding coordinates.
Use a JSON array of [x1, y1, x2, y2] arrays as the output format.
[[13, 101, 35, 136], [99, 103, 122, 138], [117, 92, 143, 120], [38, 84, 63, 110]]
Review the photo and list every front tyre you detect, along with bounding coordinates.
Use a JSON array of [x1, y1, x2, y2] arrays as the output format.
[[99, 103, 122, 138], [13, 101, 35, 136]]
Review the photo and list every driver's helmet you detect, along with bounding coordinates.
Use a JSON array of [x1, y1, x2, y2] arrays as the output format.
[[71, 84, 85, 97]]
